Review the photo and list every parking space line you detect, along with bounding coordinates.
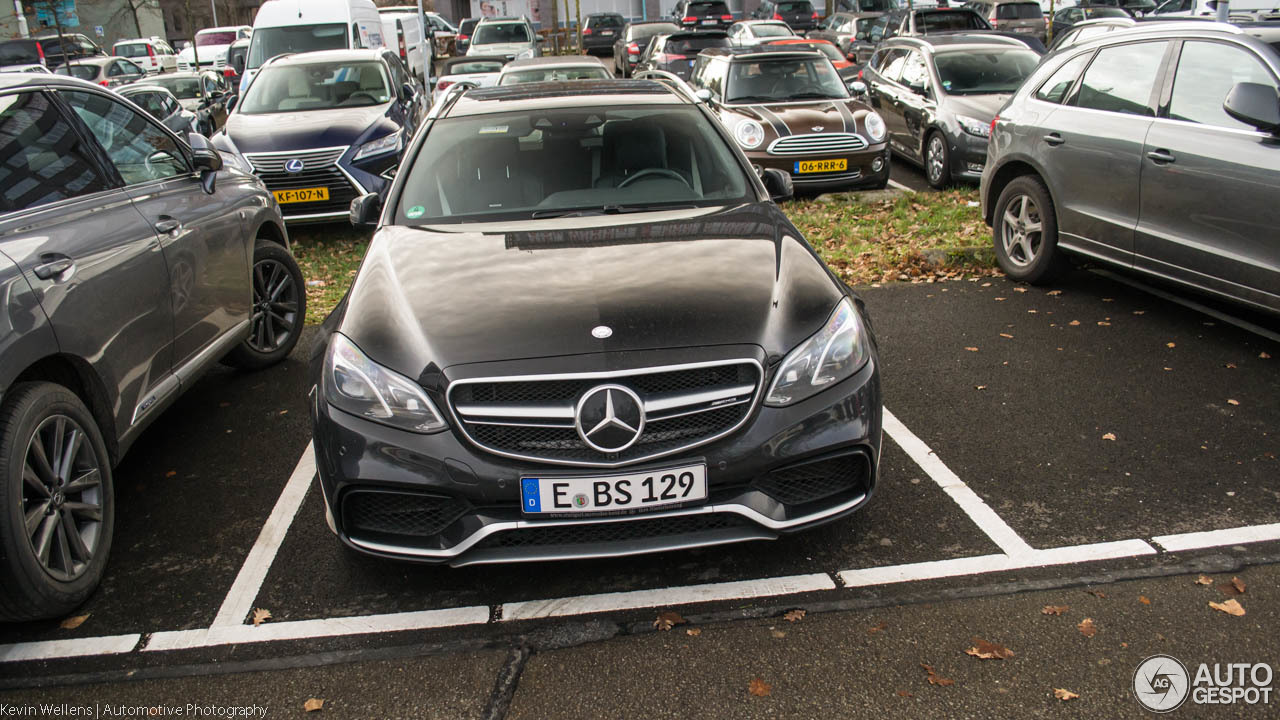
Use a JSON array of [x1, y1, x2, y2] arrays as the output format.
[[1152, 523, 1280, 553], [500, 573, 836, 622], [887, 179, 916, 193], [210, 441, 315, 629], [882, 408, 1035, 557], [1089, 268, 1280, 344], [0, 634, 140, 664]]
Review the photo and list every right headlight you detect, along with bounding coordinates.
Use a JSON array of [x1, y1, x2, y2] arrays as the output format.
[[323, 333, 447, 433], [863, 111, 887, 142], [765, 297, 870, 407], [734, 118, 765, 149]]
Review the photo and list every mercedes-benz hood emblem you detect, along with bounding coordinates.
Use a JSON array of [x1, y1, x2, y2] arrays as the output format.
[[575, 384, 645, 453]]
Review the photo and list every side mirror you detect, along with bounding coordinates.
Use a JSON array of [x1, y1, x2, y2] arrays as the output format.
[[1223, 82, 1280, 134], [401, 82, 416, 102], [694, 88, 713, 102], [350, 193, 382, 228], [189, 136, 222, 194], [226, 94, 238, 112], [848, 80, 867, 95], [761, 168, 793, 202]]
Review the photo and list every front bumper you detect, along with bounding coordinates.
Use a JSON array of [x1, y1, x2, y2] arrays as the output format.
[[748, 143, 891, 191], [948, 130, 989, 183], [311, 353, 882, 565], [244, 146, 394, 224]]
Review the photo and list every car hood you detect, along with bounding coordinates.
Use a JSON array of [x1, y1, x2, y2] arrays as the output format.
[[944, 94, 1010, 122], [178, 45, 229, 63], [724, 98, 875, 137], [224, 104, 392, 154], [468, 42, 534, 56], [337, 204, 844, 376]]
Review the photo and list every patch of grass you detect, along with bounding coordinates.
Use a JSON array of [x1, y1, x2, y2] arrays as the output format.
[[289, 224, 371, 325]]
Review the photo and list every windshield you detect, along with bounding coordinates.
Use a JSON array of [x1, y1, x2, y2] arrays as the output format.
[[689, 2, 731, 15], [446, 59, 506, 74], [934, 49, 1039, 94], [148, 75, 204, 99], [499, 66, 611, 84], [1083, 6, 1130, 17], [197, 31, 237, 47], [726, 57, 848, 102], [631, 23, 680, 39], [919, 11, 989, 31], [996, 3, 1043, 18], [247, 24, 348, 70], [754, 23, 795, 37], [778, 2, 815, 12], [800, 43, 846, 62], [668, 35, 730, 54], [396, 106, 751, 224], [474, 23, 532, 44], [587, 15, 624, 27], [113, 42, 148, 58], [0, 42, 38, 64], [239, 61, 391, 114], [55, 64, 97, 80]]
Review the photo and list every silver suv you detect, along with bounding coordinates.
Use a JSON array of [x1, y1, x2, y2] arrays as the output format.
[[465, 16, 540, 61], [981, 24, 1280, 313]]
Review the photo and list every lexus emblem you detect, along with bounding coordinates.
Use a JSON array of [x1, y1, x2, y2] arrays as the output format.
[[284, 158, 305, 173], [575, 385, 645, 453], [591, 325, 613, 339]]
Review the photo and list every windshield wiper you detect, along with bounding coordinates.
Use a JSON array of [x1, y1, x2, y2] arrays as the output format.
[[788, 92, 844, 100], [726, 95, 775, 103], [531, 204, 695, 219]]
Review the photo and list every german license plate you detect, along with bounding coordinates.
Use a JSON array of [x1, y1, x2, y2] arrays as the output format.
[[602, 30, 614, 35], [1014, 26, 1035, 33], [795, 158, 847, 174], [520, 463, 707, 516], [701, 18, 716, 24], [273, 187, 329, 204]]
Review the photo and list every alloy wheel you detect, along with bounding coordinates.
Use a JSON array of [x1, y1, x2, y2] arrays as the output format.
[[1001, 194, 1044, 268], [248, 257, 300, 353], [22, 415, 104, 582], [927, 136, 946, 184]]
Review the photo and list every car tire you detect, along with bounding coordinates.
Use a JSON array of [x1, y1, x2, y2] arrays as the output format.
[[924, 131, 951, 189], [992, 175, 1067, 285], [223, 239, 306, 370], [0, 382, 115, 622]]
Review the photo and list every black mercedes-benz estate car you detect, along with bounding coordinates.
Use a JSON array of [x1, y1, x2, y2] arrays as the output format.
[[312, 79, 884, 565]]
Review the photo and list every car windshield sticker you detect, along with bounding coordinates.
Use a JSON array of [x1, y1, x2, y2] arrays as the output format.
[[942, 80, 952, 91], [479, 125, 509, 134], [406, 205, 425, 219]]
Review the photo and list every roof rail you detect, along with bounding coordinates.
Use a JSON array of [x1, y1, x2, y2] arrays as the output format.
[[427, 80, 475, 120], [633, 69, 704, 104]]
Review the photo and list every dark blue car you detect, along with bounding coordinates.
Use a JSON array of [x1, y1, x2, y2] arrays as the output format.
[[214, 48, 421, 223]]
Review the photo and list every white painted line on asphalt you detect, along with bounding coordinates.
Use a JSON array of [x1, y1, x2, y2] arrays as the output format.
[[501, 573, 836, 622], [210, 441, 316, 629], [146, 606, 490, 652], [1152, 523, 1280, 553], [882, 408, 1035, 557], [1089, 268, 1280, 344], [887, 179, 916, 193], [0, 634, 140, 664]]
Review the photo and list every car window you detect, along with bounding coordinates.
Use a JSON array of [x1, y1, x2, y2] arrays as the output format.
[[500, 65, 612, 84], [725, 56, 848, 102], [868, 16, 888, 41], [1072, 41, 1167, 115], [935, 48, 1038, 94], [1168, 41, 1278, 130], [877, 48, 909, 81], [997, 2, 1043, 18], [474, 23, 532, 44], [247, 23, 348, 70], [129, 92, 166, 118], [1034, 52, 1090, 103], [61, 90, 190, 185], [108, 62, 126, 77], [0, 91, 111, 213], [56, 64, 98, 81], [114, 42, 147, 58], [898, 50, 930, 90], [919, 10, 989, 31]]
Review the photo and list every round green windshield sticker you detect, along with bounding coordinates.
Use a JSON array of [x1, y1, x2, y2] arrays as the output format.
[[406, 205, 425, 219]]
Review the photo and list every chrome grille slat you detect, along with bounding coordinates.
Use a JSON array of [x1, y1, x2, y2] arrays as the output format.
[[768, 133, 869, 156], [243, 146, 347, 173]]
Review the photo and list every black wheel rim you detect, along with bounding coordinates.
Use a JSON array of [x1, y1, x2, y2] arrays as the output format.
[[248, 257, 299, 353], [22, 415, 103, 582]]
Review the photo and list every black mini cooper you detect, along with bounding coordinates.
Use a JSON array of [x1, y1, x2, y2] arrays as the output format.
[[312, 80, 883, 565]]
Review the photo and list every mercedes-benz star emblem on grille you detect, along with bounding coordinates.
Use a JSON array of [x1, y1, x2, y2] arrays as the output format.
[[284, 159, 305, 173], [575, 385, 645, 453], [591, 325, 612, 339]]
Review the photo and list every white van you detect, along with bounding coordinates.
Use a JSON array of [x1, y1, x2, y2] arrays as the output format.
[[241, 0, 386, 94], [1153, 0, 1280, 15], [379, 10, 428, 82], [178, 26, 252, 71]]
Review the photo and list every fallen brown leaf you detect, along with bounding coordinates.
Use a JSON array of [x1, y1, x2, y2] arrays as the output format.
[[1054, 688, 1080, 701], [1097, 321, 1112, 326], [965, 638, 1014, 660], [1196, 575, 1214, 586], [868, 621, 887, 634], [1225, 363, 1237, 369], [1087, 590, 1107, 599], [653, 610, 686, 631], [685, 628, 702, 637], [1041, 605, 1069, 616], [1231, 577, 1246, 594], [165, 470, 177, 478], [1210, 599, 1246, 617], [1133, 310, 1146, 315], [1227, 399, 1240, 406], [1102, 433, 1116, 441], [1167, 342, 1176, 348], [994, 297, 1006, 301], [896, 690, 914, 697], [1077, 618, 1097, 638], [1047, 290, 1062, 296], [251, 608, 272, 627], [783, 609, 806, 622], [964, 346, 979, 352], [1140, 596, 1151, 605], [748, 677, 772, 697], [770, 629, 786, 639], [974, 385, 987, 390], [1068, 320, 1081, 326], [303, 698, 324, 712], [60, 614, 90, 630], [1261, 352, 1271, 359], [1013, 287, 1027, 293], [921, 664, 955, 686], [999, 333, 1014, 339]]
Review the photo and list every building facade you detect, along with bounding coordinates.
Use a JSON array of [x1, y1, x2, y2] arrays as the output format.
[[3, 0, 166, 45]]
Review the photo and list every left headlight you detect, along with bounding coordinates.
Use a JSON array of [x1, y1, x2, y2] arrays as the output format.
[[863, 111, 887, 142], [765, 297, 871, 407], [353, 131, 402, 161], [323, 333, 447, 433], [956, 114, 991, 138], [734, 118, 765, 149]]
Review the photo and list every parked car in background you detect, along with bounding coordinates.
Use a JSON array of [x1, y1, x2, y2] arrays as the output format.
[[112, 37, 178, 74], [1046, 13, 1138, 48], [178, 26, 252, 71], [857, 8, 990, 64], [224, 37, 250, 92], [119, 84, 199, 135], [467, 16, 540, 60], [863, 34, 1038, 187], [145, 70, 233, 134], [380, 8, 430, 83], [672, 0, 736, 31], [215, 49, 421, 223], [837, 0, 906, 11], [964, 0, 1048, 38], [498, 56, 611, 85], [808, 12, 884, 61], [0, 63, 49, 73], [635, 31, 731, 80], [764, 38, 858, 77], [612, 21, 680, 77], [582, 13, 626, 55], [54, 57, 146, 88], [457, 18, 479, 54], [1087, 0, 1158, 15], [727, 20, 797, 46], [0, 34, 104, 70], [1048, 5, 1130, 38], [243, 0, 385, 94], [0, 72, 302, 622], [690, 46, 891, 190], [753, 1, 822, 33], [1153, 0, 1279, 16], [433, 56, 506, 101], [981, 24, 1279, 314], [326, 79, 884, 566]]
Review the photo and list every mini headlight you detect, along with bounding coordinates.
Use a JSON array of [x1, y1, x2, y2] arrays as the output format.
[[765, 298, 870, 407], [863, 111, 887, 142], [323, 333, 447, 433], [353, 131, 402, 161], [956, 114, 991, 138], [734, 119, 765, 149]]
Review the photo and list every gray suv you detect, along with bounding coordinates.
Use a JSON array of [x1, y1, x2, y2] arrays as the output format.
[[0, 74, 304, 620], [981, 24, 1279, 313]]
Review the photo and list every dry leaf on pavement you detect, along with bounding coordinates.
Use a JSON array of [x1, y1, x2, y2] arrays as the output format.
[[1196, 575, 1214, 586], [303, 698, 324, 712], [653, 611, 686, 631], [1077, 618, 1097, 638], [896, 690, 913, 697], [964, 346, 979, 352], [868, 621, 887, 634], [1140, 596, 1151, 605], [165, 470, 177, 477], [1167, 342, 1176, 348], [686, 628, 702, 637], [1068, 320, 1081, 326], [251, 608, 272, 627], [1231, 577, 1246, 594], [60, 614, 89, 630], [1041, 605, 1069, 616], [748, 678, 772, 697], [922, 664, 955, 686], [1102, 433, 1116, 441], [999, 333, 1014, 338], [965, 638, 1015, 660], [1047, 290, 1062, 296], [1227, 399, 1240, 406], [770, 629, 786, 639], [1054, 688, 1080, 701], [1013, 287, 1027, 293], [1210, 599, 1246, 617], [783, 609, 806, 622], [1086, 590, 1107, 599], [1261, 352, 1271, 359]]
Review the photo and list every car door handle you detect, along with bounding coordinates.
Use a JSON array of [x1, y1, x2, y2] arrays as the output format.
[[1043, 133, 1065, 146], [33, 254, 74, 280], [155, 218, 181, 234], [1146, 149, 1176, 164]]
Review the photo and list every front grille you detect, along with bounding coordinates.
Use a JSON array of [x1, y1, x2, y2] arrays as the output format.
[[245, 147, 357, 217], [752, 453, 870, 506], [450, 361, 762, 467], [342, 489, 470, 539], [473, 512, 751, 550], [768, 133, 869, 156], [793, 169, 862, 184]]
